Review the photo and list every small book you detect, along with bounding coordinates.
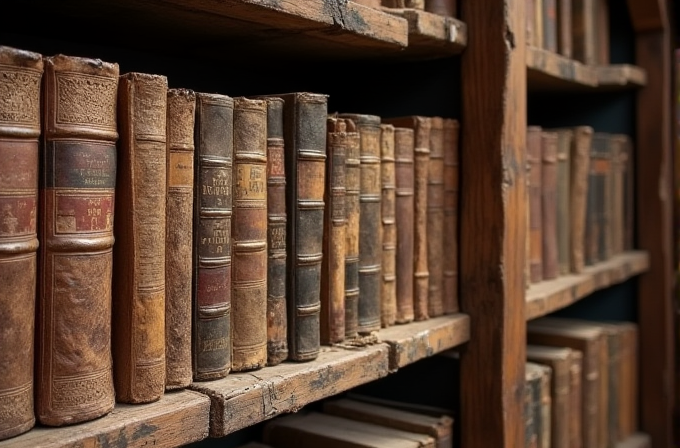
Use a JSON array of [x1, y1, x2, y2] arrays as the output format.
[[380, 124, 397, 327], [527, 126, 543, 283], [568, 126, 593, 273], [442, 119, 459, 314], [552, 129, 572, 275], [541, 131, 559, 280], [427, 117, 445, 317]]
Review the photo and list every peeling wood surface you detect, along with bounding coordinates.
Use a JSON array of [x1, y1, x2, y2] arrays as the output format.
[[526, 251, 650, 320], [382, 8, 467, 58], [616, 432, 652, 448]]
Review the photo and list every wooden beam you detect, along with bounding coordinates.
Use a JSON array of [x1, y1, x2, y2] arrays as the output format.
[[627, 0, 668, 33], [459, 0, 527, 446]]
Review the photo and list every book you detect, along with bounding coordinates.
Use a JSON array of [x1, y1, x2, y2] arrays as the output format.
[[231, 97, 268, 372], [588, 132, 611, 264], [557, 0, 572, 58], [164, 88, 196, 390], [541, 131, 558, 280], [424, 0, 457, 17], [37, 53, 118, 425], [535, 0, 545, 49], [0, 45, 42, 440], [569, 126, 592, 273], [380, 124, 397, 327], [595, 0, 609, 65], [553, 129, 572, 275], [615, 322, 638, 438], [569, 351, 584, 448], [442, 119, 459, 314], [572, 0, 597, 64], [610, 134, 625, 256], [526, 362, 552, 448], [427, 117, 445, 317], [621, 135, 634, 251], [527, 0, 537, 47], [192, 93, 234, 381], [344, 119, 361, 338], [527, 126, 543, 283], [524, 362, 541, 448], [543, 0, 558, 52]]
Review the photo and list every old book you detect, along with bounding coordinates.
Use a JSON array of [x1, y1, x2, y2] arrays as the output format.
[[621, 136, 634, 251], [541, 131, 558, 280], [424, 0, 457, 17], [557, 0, 573, 58], [569, 350, 584, 448], [442, 119, 459, 314], [380, 124, 397, 327], [527, 0, 537, 47], [569, 126, 592, 273], [535, 0, 544, 49], [339, 113, 382, 334], [0, 45, 42, 440], [426, 117, 445, 317], [344, 119, 361, 338], [526, 362, 552, 448], [263, 97, 288, 366], [572, 0, 597, 64], [527, 126, 543, 283], [323, 398, 454, 448], [543, 0, 558, 52], [165, 88, 196, 390], [382, 0, 425, 9], [393, 126, 415, 323], [595, 0, 609, 64], [37, 54, 118, 425], [609, 134, 625, 256], [192, 93, 234, 381], [321, 117, 347, 344], [588, 132, 610, 264], [383, 116, 431, 321], [553, 129, 572, 275], [231, 97, 267, 372], [524, 362, 541, 448], [613, 322, 638, 438]]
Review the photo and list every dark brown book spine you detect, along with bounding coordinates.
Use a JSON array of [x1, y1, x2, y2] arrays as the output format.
[[321, 117, 347, 344], [0, 45, 42, 440], [541, 131, 558, 280], [572, 0, 597, 64], [264, 97, 288, 366], [527, 126, 543, 283], [393, 127, 415, 324], [587, 133, 607, 265], [192, 93, 234, 381], [442, 119, 459, 314], [543, 0, 558, 52], [380, 124, 397, 327], [231, 97, 267, 371], [569, 351, 584, 448], [344, 120, 361, 338], [38, 54, 118, 425], [596, 0, 609, 64], [427, 117, 445, 317], [558, 0, 573, 57], [165, 89, 195, 391], [555, 129, 572, 275], [424, 0, 457, 17], [569, 126, 592, 273]]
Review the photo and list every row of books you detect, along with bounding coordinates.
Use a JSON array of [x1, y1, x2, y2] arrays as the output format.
[[356, 0, 458, 18], [0, 43, 460, 440], [526, 317, 639, 448], [526, 126, 633, 285]]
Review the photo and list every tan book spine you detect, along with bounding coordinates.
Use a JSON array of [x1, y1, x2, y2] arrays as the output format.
[[527, 0, 536, 47], [555, 129, 572, 275], [535, 0, 545, 48], [569, 351, 583, 448], [344, 120, 361, 338], [569, 126, 592, 273], [427, 117, 445, 317], [37, 54, 118, 425], [558, 0, 573, 58], [231, 97, 267, 371], [442, 119, 459, 313], [380, 124, 397, 327], [0, 45, 42, 440], [164, 88, 195, 390], [541, 131, 559, 280], [527, 126, 543, 283]]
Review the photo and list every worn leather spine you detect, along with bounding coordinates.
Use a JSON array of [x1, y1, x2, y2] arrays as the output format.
[[527, 126, 543, 283], [264, 97, 288, 366], [0, 45, 42, 440], [572, 0, 596, 64], [554, 129, 572, 275], [231, 97, 268, 371], [321, 117, 347, 344], [344, 120, 361, 338], [424, 0, 457, 17], [557, 0, 572, 58], [586, 133, 606, 265], [37, 54, 118, 425], [393, 127, 415, 323], [427, 117, 445, 317], [192, 93, 233, 380], [569, 351, 584, 448], [541, 131, 558, 281], [622, 136, 633, 251], [543, 0, 558, 52], [442, 119, 459, 314], [610, 135, 625, 256], [569, 126, 592, 273], [380, 124, 397, 327], [113, 73, 168, 404], [164, 89, 195, 390]]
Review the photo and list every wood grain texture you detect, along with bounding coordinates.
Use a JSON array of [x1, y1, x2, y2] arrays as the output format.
[[459, 0, 527, 447], [1, 390, 210, 448], [382, 8, 467, 58], [526, 251, 650, 320], [378, 313, 470, 370]]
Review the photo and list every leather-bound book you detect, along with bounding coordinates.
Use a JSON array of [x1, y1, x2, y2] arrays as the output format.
[[572, 0, 597, 64], [569, 126, 592, 273], [384, 116, 431, 321], [426, 117, 445, 317], [609, 134, 625, 256], [263, 97, 288, 366], [524, 362, 541, 448], [621, 136, 634, 251], [393, 127, 415, 323], [380, 124, 397, 327], [543, 0, 558, 52], [614, 322, 638, 438], [557, 0, 573, 58], [0, 45, 42, 440], [231, 97, 267, 372], [321, 116, 347, 344], [323, 398, 454, 448], [587, 133, 610, 264], [535, 0, 544, 48], [192, 93, 234, 381], [527, 0, 536, 47], [382, 0, 426, 9], [344, 119, 361, 338], [442, 119, 459, 314], [113, 72, 168, 404], [424, 0, 457, 17], [37, 54, 118, 425], [164, 88, 195, 391], [541, 131, 558, 280], [339, 113, 382, 334], [553, 129, 572, 275], [526, 362, 552, 448], [595, 0, 609, 64], [527, 126, 543, 283], [569, 351, 584, 448]]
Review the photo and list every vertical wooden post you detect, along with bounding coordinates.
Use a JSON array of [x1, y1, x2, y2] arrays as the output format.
[[459, 0, 527, 446]]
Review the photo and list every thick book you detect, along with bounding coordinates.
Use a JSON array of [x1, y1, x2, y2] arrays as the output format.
[[527, 126, 543, 283], [0, 45, 42, 440], [321, 116, 347, 344], [569, 126, 592, 273], [541, 131, 559, 280], [427, 117, 445, 317], [263, 97, 288, 366], [393, 126, 415, 323], [165, 88, 195, 390], [37, 54, 118, 425], [526, 362, 552, 448], [442, 119, 459, 314], [553, 129, 572, 275], [557, 0, 573, 58], [231, 97, 268, 372], [424, 0, 457, 17], [113, 72, 168, 404], [192, 93, 234, 381], [344, 119, 361, 338], [380, 124, 397, 327], [572, 0, 597, 64]]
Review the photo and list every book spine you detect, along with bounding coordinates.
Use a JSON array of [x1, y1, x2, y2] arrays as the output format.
[[380, 124, 397, 327], [524, 369, 539, 448], [543, 0, 558, 52], [569, 351, 584, 448], [413, 118, 431, 320], [591, 133, 609, 263], [37, 54, 118, 425], [541, 131, 559, 280], [427, 117, 445, 317], [192, 93, 233, 381], [539, 367, 552, 448], [527, 126, 543, 283], [394, 127, 415, 323], [569, 126, 592, 273], [583, 340, 601, 448], [0, 45, 42, 440], [556, 130, 572, 275], [572, 0, 596, 64], [552, 359, 571, 448], [231, 97, 268, 371], [535, 0, 545, 48], [596, 0, 609, 64], [606, 331, 621, 447], [609, 135, 623, 257], [165, 88, 196, 390], [558, 0, 573, 58], [424, 0, 457, 17], [321, 117, 347, 344], [527, 0, 536, 47], [344, 120, 361, 338], [264, 98, 288, 366], [622, 136, 634, 251], [443, 119, 459, 314]]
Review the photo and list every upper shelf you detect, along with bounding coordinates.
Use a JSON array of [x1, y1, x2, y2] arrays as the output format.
[[527, 46, 647, 92]]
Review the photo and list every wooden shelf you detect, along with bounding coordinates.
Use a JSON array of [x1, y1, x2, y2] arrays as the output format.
[[616, 432, 651, 448], [526, 251, 650, 320], [1, 390, 210, 448], [526, 46, 647, 92]]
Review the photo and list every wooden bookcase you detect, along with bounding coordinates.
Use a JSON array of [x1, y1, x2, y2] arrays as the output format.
[[0, 0, 673, 447]]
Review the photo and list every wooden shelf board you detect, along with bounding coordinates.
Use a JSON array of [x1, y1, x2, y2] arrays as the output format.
[[1, 390, 210, 448], [382, 8, 467, 58], [526, 251, 650, 320], [378, 313, 470, 369], [595, 64, 648, 89], [616, 432, 651, 448]]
